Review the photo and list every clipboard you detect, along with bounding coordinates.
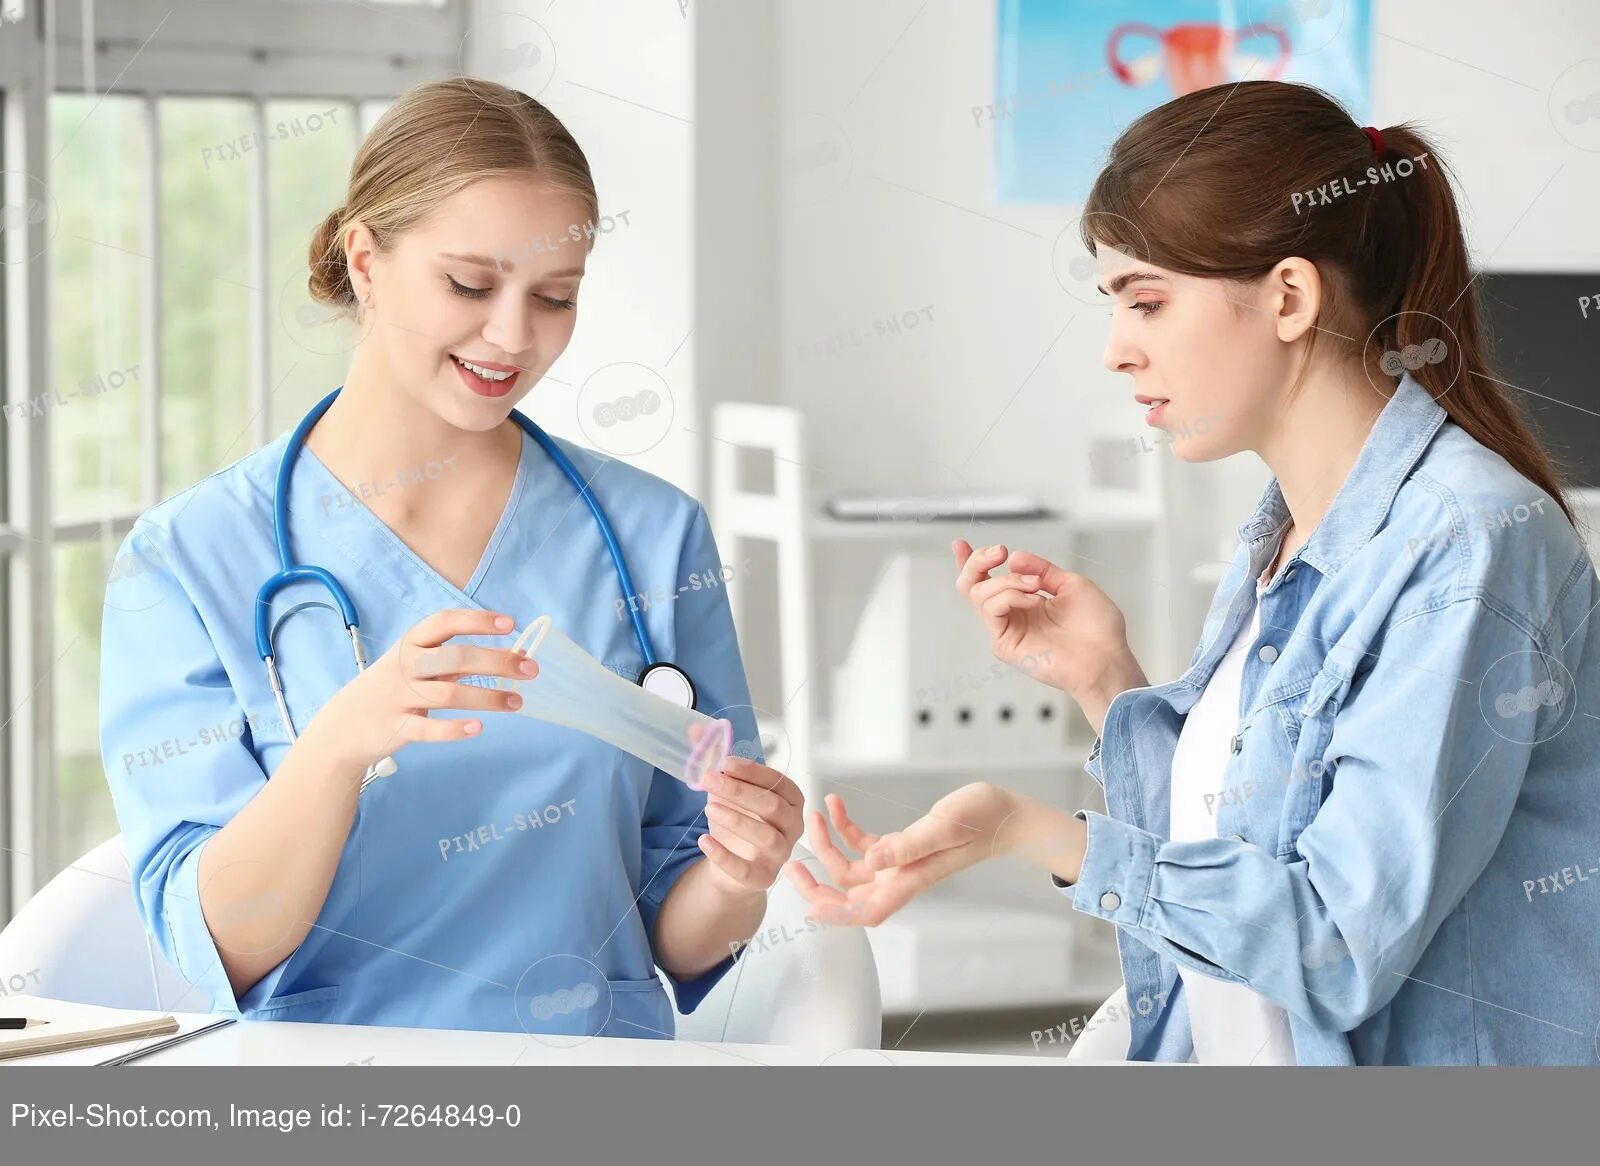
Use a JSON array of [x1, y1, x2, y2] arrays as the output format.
[[0, 995, 234, 1066]]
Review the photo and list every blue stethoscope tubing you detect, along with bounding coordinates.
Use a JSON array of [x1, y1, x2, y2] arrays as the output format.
[[256, 386, 693, 788]]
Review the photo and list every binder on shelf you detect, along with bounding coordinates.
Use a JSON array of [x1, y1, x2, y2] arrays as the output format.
[[829, 552, 1068, 761]]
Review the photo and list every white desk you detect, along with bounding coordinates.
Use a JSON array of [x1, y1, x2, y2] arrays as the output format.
[[135, 1018, 1134, 1066]]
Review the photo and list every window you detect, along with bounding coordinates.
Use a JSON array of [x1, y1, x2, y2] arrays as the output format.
[[3, 0, 460, 898]]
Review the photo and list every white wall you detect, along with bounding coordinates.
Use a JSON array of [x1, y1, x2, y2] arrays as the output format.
[[468, 0, 700, 496]]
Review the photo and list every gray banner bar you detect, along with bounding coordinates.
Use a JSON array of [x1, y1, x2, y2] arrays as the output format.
[[4, 1067, 1599, 1165]]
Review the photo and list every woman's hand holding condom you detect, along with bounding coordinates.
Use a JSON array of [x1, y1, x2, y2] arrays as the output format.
[[303, 609, 537, 780], [695, 750, 804, 897]]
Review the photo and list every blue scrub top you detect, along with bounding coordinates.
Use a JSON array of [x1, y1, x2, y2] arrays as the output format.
[[98, 422, 763, 1040]]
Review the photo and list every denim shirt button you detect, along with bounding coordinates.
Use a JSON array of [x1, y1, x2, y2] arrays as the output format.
[[1229, 733, 1242, 754], [1099, 891, 1121, 911], [1258, 644, 1279, 663]]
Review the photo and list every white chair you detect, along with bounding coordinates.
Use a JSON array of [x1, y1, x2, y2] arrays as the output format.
[[1066, 985, 1131, 1061], [0, 835, 201, 1012], [672, 851, 882, 1049], [0, 835, 882, 1049]]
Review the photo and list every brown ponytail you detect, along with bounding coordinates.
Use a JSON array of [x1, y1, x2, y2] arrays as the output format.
[[1081, 80, 1577, 528]]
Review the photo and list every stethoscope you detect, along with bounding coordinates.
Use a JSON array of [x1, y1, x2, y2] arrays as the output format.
[[256, 386, 698, 788]]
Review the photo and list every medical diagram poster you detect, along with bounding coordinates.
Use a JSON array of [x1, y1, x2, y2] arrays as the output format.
[[995, 0, 1374, 203]]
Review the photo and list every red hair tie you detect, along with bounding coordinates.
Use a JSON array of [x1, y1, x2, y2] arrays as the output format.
[[1362, 126, 1385, 157]]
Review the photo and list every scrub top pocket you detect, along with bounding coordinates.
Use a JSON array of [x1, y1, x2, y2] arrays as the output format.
[[510, 971, 674, 1040], [600, 976, 676, 1040], [248, 984, 342, 1023]]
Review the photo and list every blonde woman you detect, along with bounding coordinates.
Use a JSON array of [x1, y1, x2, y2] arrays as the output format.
[[100, 78, 800, 1039]]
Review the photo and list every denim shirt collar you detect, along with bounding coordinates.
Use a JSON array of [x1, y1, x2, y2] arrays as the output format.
[[1236, 372, 1448, 581]]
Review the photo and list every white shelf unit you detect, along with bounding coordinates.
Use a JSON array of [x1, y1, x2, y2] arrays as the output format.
[[711, 403, 1174, 1014], [812, 737, 1093, 780]]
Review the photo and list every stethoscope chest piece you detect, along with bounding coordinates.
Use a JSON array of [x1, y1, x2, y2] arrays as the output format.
[[639, 662, 696, 710]]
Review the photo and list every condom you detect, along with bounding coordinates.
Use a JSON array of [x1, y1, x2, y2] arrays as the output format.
[[497, 616, 732, 790]]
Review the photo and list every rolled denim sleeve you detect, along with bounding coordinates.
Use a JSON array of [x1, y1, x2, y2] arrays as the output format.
[[636, 505, 760, 1014], [1054, 597, 1543, 1032], [1083, 735, 1105, 786]]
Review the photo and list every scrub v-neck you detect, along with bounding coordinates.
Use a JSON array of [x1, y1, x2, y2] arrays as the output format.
[[299, 429, 530, 604]]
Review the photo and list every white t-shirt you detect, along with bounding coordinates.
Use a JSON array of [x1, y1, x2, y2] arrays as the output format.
[[1168, 568, 1298, 1065]]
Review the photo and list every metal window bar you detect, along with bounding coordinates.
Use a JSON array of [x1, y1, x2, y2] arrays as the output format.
[[249, 96, 268, 448], [141, 90, 161, 507], [2, 0, 56, 909]]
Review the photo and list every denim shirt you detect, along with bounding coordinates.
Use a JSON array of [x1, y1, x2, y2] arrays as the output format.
[[1054, 372, 1600, 1064]]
